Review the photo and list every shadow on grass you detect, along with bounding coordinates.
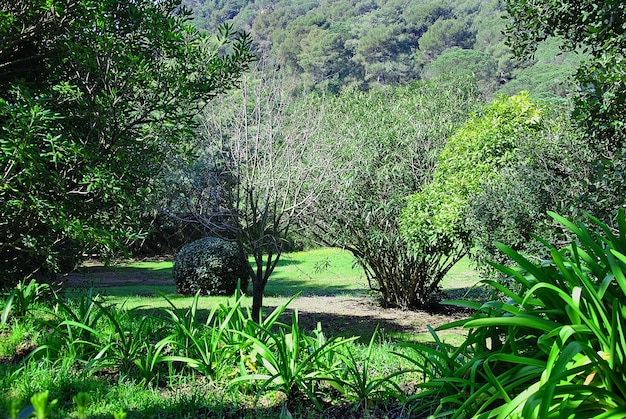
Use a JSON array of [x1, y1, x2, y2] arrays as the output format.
[[125, 302, 428, 344], [263, 279, 367, 297], [65, 276, 364, 299], [2, 368, 354, 419]]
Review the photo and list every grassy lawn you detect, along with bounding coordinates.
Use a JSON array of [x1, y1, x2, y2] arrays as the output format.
[[0, 248, 484, 418], [71, 247, 482, 309]]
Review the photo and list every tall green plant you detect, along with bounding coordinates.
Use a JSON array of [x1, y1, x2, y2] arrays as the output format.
[[331, 326, 406, 412], [159, 288, 294, 381], [400, 93, 545, 271], [230, 310, 357, 409], [1, 279, 50, 325], [413, 210, 626, 417]]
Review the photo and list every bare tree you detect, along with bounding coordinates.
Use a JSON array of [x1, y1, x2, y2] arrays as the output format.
[[167, 59, 332, 320]]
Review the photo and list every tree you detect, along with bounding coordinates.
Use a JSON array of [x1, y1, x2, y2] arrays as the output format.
[[400, 92, 590, 274], [297, 25, 356, 92], [504, 0, 626, 228], [400, 93, 544, 270], [166, 59, 331, 320], [421, 47, 498, 98], [0, 0, 254, 286], [307, 78, 483, 309], [504, 0, 626, 153], [353, 24, 417, 87], [465, 107, 590, 271], [417, 18, 475, 61]]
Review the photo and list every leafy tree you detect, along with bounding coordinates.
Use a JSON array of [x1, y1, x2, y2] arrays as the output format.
[[307, 78, 483, 309], [504, 0, 626, 153], [421, 47, 498, 98], [466, 107, 590, 270], [297, 25, 356, 92], [400, 93, 546, 270], [353, 24, 417, 87], [418, 18, 475, 61], [504, 0, 626, 231], [0, 0, 254, 286]]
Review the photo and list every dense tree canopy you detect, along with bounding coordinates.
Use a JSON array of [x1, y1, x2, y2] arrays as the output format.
[[183, 0, 580, 96], [0, 0, 254, 286], [504, 0, 626, 226], [505, 0, 626, 152]]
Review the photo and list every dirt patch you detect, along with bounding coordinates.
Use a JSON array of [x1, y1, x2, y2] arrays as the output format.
[[65, 269, 470, 337], [267, 295, 469, 337]]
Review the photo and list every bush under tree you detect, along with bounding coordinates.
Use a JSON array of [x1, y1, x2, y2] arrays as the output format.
[[173, 237, 249, 296]]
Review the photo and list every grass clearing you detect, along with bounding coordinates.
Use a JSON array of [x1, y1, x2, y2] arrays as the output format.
[[1, 248, 484, 418], [70, 247, 481, 302], [66, 248, 484, 340]]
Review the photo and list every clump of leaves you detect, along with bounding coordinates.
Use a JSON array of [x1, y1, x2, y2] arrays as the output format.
[[408, 210, 626, 417], [173, 237, 249, 296]]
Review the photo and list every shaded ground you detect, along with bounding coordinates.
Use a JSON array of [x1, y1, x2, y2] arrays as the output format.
[[65, 266, 474, 338]]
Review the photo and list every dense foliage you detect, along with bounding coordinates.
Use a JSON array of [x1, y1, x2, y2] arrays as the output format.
[[173, 237, 249, 296], [401, 93, 541, 265], [406, 211, 626, 417], [0, 284, 411, 417], [0, 0, 254, 287], [183, 0, 578, 96], [505, 0, 626, 152], [505, 0, 626, 226], [467, 109, 590, 269], [402, 93, 591, 272], [307, 77, 483, 308]]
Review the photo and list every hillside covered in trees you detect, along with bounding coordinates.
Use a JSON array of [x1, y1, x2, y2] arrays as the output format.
[[183, 0, 581, 97]]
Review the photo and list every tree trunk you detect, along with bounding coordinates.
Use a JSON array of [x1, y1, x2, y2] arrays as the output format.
[[251, 280, 264, 323]]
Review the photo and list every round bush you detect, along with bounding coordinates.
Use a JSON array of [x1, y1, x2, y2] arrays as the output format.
[[173, 237, 249, 296]]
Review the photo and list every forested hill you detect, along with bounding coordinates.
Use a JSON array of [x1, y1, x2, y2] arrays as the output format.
[[183, 0, 581, 97]]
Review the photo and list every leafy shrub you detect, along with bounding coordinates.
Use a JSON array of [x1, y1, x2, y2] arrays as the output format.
[[401, 93, 544, 256], [408, 210, 626, 418], [309, 79, 483, 309], [173, 238, 249, 296], [466, 110, 590, 273], [1, 279, 51, 325]]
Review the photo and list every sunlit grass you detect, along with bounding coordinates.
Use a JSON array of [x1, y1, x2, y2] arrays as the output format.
[[1, 249, 483, 418], [67, 249, 483, 331], [73, 248, 478, 298]]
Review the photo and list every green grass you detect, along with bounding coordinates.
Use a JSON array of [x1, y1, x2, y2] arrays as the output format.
[[1, 249, 484, 418], [69, 248, 370, 311], [72, 247, 480, 298], [263, 247, 368, 296], [66, 248, 484, 331]]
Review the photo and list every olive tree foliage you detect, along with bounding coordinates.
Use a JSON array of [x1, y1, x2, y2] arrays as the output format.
[[0, 0, 254, 287], [165, 59, 333, 319], [305, 77, 483, 309]]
